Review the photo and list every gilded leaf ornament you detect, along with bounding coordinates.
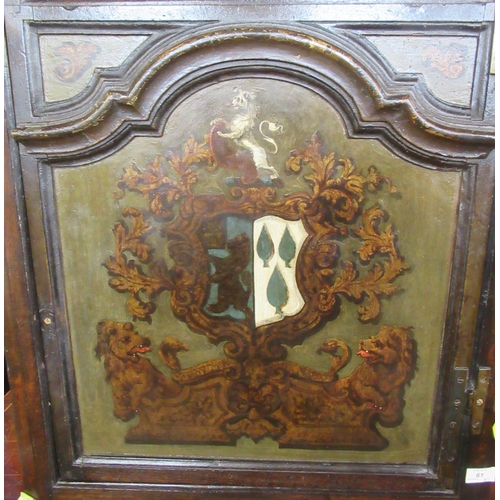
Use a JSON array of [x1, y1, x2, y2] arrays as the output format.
[[103, 207, 173, 323]]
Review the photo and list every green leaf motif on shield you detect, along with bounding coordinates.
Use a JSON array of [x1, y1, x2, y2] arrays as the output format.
[[267, 266, 289, 314], [279, 226, 296, 268], [257, 224, 274, 268]]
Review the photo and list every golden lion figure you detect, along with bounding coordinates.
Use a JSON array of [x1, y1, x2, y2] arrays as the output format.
[[325, 326, 416, 426], [95, 320, 184, 421]]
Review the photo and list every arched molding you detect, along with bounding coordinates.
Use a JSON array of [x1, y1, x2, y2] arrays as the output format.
[[13, 23, 494, 165]]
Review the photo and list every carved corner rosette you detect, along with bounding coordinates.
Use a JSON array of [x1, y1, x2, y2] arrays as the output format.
[[97, 128, 416, 450]]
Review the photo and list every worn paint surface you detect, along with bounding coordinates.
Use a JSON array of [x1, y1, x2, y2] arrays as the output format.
[[367, 35, 477, 106], [39, 35, 148, 102], [54, 79, 461, 462]]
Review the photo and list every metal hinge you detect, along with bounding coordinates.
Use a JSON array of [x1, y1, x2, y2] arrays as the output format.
[[469, 366, 491, 435], [442, 367, 469, 466], [443, 365, 491, 466]]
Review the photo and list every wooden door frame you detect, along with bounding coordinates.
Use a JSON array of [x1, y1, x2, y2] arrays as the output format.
[[4, 2, 495, 499]]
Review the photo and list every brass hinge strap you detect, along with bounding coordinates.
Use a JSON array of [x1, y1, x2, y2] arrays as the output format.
[[470, 366, 491, 435]]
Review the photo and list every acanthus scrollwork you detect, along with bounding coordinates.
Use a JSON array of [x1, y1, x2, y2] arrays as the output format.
[[98, 127, 415, 449]]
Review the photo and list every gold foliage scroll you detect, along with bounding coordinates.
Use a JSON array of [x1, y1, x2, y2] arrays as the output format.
[[97, 130, 414, 449], [105, 132, 407, 324], [285, 132, 406, 322]]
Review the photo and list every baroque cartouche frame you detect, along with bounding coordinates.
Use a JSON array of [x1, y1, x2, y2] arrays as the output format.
[[5, 2, 494, 499]]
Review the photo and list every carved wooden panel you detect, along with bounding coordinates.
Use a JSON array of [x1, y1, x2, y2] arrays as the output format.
[[4, 1, 494, 499]]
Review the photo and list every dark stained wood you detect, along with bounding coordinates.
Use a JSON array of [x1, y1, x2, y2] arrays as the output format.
[[4, 392, 23, 500], [80, 461, 437, 491], [461, 223, 495, 500], [4, 106, 57, 499], [54, 485, 459, 500]]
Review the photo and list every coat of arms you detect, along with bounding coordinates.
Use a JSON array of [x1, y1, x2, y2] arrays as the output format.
[[97, 88, 416, 450]]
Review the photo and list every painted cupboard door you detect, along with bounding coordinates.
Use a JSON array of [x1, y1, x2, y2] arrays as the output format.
[[4, 1, 494, 499]]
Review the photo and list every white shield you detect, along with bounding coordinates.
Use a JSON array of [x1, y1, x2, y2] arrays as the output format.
[[253, 216, 308, 327]]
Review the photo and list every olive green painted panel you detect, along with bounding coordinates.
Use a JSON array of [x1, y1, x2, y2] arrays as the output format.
[[54, 79, 461, 463]]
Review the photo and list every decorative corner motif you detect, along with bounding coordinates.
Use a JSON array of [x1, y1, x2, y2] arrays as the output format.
[[53, 41, 101, 83], [96, 88, 416, 450], [422, 45, 465, 79]]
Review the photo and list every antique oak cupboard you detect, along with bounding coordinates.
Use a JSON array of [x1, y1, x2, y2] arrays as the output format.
[[4, 0, 495, 499]]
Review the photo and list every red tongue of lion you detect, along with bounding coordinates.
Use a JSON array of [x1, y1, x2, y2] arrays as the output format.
[[130, 345, 151, 355], [357, 350, 376, 358]]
